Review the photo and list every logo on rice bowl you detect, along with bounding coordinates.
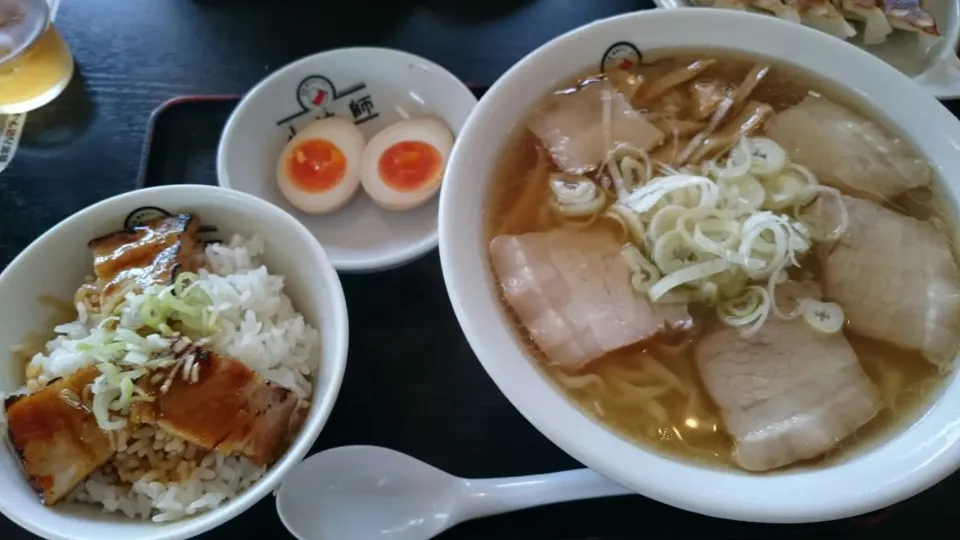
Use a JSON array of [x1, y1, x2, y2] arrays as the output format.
[[601, 42, 642, 73]]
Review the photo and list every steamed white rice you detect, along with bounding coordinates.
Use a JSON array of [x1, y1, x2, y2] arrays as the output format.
[[13, 234, 320, 522]]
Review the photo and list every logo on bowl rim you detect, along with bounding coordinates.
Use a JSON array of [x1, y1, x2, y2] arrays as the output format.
[[276, 75, 382, 140], [601, 41, 642, 73]]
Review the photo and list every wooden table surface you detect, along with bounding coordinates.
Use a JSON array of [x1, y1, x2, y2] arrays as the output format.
[[2, 0, 958, 538]]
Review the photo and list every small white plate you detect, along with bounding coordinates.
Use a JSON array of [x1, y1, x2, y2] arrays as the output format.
[[218, 48, 478, 272], [652, 2, 960, 99]]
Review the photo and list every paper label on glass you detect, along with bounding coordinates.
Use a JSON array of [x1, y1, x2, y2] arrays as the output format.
[[0, 0, 59, 175]]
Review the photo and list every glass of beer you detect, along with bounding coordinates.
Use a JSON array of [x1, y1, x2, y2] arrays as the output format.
[[0, 0, 73, 114]]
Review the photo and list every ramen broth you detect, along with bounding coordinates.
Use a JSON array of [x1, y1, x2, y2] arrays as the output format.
[[486, 54, 951, 469]]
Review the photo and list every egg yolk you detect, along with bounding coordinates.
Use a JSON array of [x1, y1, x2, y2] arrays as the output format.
[[286, 139, 346, 192], [377, 141, 443, 192]]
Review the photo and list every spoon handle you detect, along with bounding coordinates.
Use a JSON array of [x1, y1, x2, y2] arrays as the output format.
[[456, 468, 633, 521]]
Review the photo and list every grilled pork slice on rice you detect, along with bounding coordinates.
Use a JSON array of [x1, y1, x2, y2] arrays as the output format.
[[85, 213, 205, 311], [131, 338, 307, 466], [5, 366, 114, 505]]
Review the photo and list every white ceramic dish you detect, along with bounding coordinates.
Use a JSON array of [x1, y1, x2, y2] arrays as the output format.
[[653, 1, 960, 99], [0, 185, 349, 540], [439, 8, 960, 523], [218, 47, 478, 273]]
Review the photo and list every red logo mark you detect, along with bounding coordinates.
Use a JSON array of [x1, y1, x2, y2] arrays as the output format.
[[618, 58, 634, 70], [312, 89, 327, 106]]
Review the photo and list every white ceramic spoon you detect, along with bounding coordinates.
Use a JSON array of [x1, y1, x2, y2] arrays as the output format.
[[275, 445, 633, 540]]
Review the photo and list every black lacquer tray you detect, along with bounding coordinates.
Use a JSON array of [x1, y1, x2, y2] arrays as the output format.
[[133, 94, 900, 539], [4, 0, 960, 537]]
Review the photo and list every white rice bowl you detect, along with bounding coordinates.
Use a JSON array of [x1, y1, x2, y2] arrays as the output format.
[[3, 234, 319, 522], [0, 186, 348, 540]]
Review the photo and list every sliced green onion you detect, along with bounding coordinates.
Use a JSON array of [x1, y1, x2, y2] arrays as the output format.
[[712, 269, 749, 298], [717, 285, 770, 338], [615, 134, 826, 339], [747, 137, 787, 175], [739, 212, 791, 278], [96, 362, 121, 388], [801, 299, 845, 334], [653, 230, 702, 274], [115, 328, 149, 348], [84, 341, 126, 362], [674, 207, 762, 269], [621, 245, 661, 293], [550, 174, 606, 218], [159, 289, 199, 316], [719, 286, 763, 320], [605, 203, 646, 246], [140, 297, 167, 329], [174, 271, 199, 297], [707, 139, 751, 179], [721, 175, 765, 212], [123, 351, 148, 365], [762, 172, 804, 210], [92, 386, 125, 431], [692, 218, 752, 266], [118, 377, 135, 413], [795, 185, 849, 242], [699, 281, 719, 303], [622, 174, 719, 214], [648, 205, 686, 243], [97, 316, 120, 330], [101, 281, 138, 316], [649, 259, 730, 302], [619, 156, 650, 191], [763, 265, 804, 322]]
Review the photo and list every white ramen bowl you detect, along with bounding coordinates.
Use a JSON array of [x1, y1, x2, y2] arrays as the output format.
[[218, 47, 478, 273], [439, 9, 960, 523], [653, 1, 960, 99], [0, 185, 349, 540]]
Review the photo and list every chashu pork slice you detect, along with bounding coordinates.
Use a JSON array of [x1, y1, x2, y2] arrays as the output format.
[[489, 229, 691, 371], [695, 296, 880, 471], [87, 213, 205, 310], [764, 94, 931, 201], [4, 366, 114, 505], [131, 344, 304, 466], [818, 196, 960, 368], [527, 81, 663, 174]]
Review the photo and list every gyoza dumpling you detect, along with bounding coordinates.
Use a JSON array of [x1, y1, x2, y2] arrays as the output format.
[[834, 0, 893, 44], [695, 0, 803, 21], [691, 0, 750, 10], [882, 0, 939, 36], [785, 0, 857, 39], [750, 0, 802, 23]]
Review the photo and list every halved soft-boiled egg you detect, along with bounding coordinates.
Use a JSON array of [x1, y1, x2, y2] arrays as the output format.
[[276, 117, 366, 213], [360, 118, 454, 210]]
